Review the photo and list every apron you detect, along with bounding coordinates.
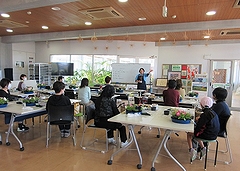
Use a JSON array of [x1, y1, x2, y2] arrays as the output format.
[[137, 74, 146, 90]]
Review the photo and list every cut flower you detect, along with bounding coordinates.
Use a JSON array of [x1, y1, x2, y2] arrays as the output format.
[[0, 97, 8, 105], [171, 108, 192, 120]]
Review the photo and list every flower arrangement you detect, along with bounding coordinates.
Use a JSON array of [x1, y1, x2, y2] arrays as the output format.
[[37, 83, 46, 89], [126, 104, 142, 113], [0, 97, 8, 105], [188, 91, 199, 97], [23, 96, 39, 104], [171, 108, 192, 120], [23, 86, 34, 93]]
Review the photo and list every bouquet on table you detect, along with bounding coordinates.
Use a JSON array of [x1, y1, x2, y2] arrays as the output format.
[[187, 91, 199, 97], [23, 96, 39, 105], [170, 108, 192, 124], [0, 97, 8, 105], [126, 104, 142, 114], [23, 86, 34, 94]]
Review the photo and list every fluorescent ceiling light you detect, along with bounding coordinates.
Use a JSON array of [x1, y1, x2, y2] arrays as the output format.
[[1, 13, 10, 18], [6, 29, 13, 32], [85, 22, 92, 25], [118, 0, 128, 2], [160, 37, 166, 40], [42, 26, 49, 29], [206, 11, 216, 16], [204, 35, 210, 39]]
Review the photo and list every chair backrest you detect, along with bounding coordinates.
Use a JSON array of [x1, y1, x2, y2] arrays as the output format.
[[65, 89, 75, 99], [84, 104, 95, 125], [218, 115, 230, 137], [48, 105, 74, 124]]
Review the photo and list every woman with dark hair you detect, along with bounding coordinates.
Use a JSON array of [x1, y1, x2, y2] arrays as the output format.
[[17, 74, 27, 91], [94, 85, 128, 147], [163, 79, 180, 107], [78, 78, 95, 121], [135, 68, 153, 90], [212, 87, 231, 136], [0, 78, 29, 131], [175, 79, 186, 97]]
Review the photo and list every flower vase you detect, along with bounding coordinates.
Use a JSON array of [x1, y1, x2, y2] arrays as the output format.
[[0, 103, 8, 108], [171, 117, 191, 124], [26, 103, 36, 106]]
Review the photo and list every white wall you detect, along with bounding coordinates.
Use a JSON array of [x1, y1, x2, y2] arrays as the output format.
[[12, 42, 35, 80], [35, 40, 158, 62], [157, 43, 240, 78]]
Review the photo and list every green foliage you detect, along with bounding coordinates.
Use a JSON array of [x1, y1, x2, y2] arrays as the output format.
[[0, 97, 8, 104], [171, 108, 191, 120], [23, 97, 39, 103]]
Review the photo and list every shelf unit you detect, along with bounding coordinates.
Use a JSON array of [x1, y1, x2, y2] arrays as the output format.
[[28, 63, 51, 85]]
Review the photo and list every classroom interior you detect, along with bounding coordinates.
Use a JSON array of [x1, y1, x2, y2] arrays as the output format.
[[1, 0, 240, 171]]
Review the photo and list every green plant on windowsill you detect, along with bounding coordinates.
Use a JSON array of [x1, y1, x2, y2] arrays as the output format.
[[23, 97, 39, 104], [0, 97, 8, 105]]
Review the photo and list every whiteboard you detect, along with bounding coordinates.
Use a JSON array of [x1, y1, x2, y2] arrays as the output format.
[[111, 63, 151, 83]]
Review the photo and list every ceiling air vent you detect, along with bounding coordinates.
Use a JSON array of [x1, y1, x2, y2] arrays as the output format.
[[0, 20, 28, 28], [233, 0, 240, 8], [220, 29, 240, 36], [79, 7, 124, 20]]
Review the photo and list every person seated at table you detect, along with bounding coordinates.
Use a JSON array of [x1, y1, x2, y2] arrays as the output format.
[[175, 79, 186, 98], [58, 76, 64, 82], [212, 87, 231, 136], [46, 81, 71, 138], [94, 85, 128, 147], [0, 78, 29, 131], [163, 79, 180, 107], [187, 97, 220, 161], [100, 76, 112, 92], [17, 74, 27, 91], [78, 78, 95, 116]]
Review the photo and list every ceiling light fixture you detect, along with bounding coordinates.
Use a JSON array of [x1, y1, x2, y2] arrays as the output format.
[[118, 0, 128, 2], [42, 26, 49, 29], [204, 35, 210, 39], [206, 11, 216, 16], [1, 13, 10, 18], [85, 21, 92, 25], [162, 0, 167, 18], [6, 29, 13, 32], [51, 7, 61, 11], [160, 37, 166, 40], [27, 11, 31, 15], [138, 17, 146, 21]]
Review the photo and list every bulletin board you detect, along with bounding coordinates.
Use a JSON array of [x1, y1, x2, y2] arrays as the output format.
[[162, 64, 202, 80]]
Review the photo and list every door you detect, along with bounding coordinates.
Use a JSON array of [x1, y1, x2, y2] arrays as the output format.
[[208, 60, 240, 111], [208, 60, 233, 107]]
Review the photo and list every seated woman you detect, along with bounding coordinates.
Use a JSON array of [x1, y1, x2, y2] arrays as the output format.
[[94, 85, 128, 147], [46, 81, 71, 138], [0, 78, 29, 131], [187, 97, 220, 161], [17, 74, 27, 91], [163, 79, 180, 107], [175, 79, 186, 98], [78, 78, 95, 115]]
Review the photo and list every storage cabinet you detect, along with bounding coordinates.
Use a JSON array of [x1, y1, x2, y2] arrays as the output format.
[[28, 63, 51, 86]]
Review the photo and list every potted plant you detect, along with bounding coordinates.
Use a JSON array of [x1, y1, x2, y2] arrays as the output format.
[[23, 86, 34, 94], [0, 97, 8, 108], [126, 104, 142, 114], [37, 83, 46, 89], [23, 97, 39, 106], [188, 91, 199, 97], [170, 108, 192, 124]]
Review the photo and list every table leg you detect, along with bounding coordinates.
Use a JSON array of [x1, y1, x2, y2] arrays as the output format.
[[5, 114, 24, 151], [107, 124, 143, 169], [151, 129, 186, 171]]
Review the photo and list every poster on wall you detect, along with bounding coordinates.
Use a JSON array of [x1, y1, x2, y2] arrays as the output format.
[[15, 61, 24, 68], [168, 72, 181, 80], [172, 65, 181, 71], [192, 74, 208, 91]]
